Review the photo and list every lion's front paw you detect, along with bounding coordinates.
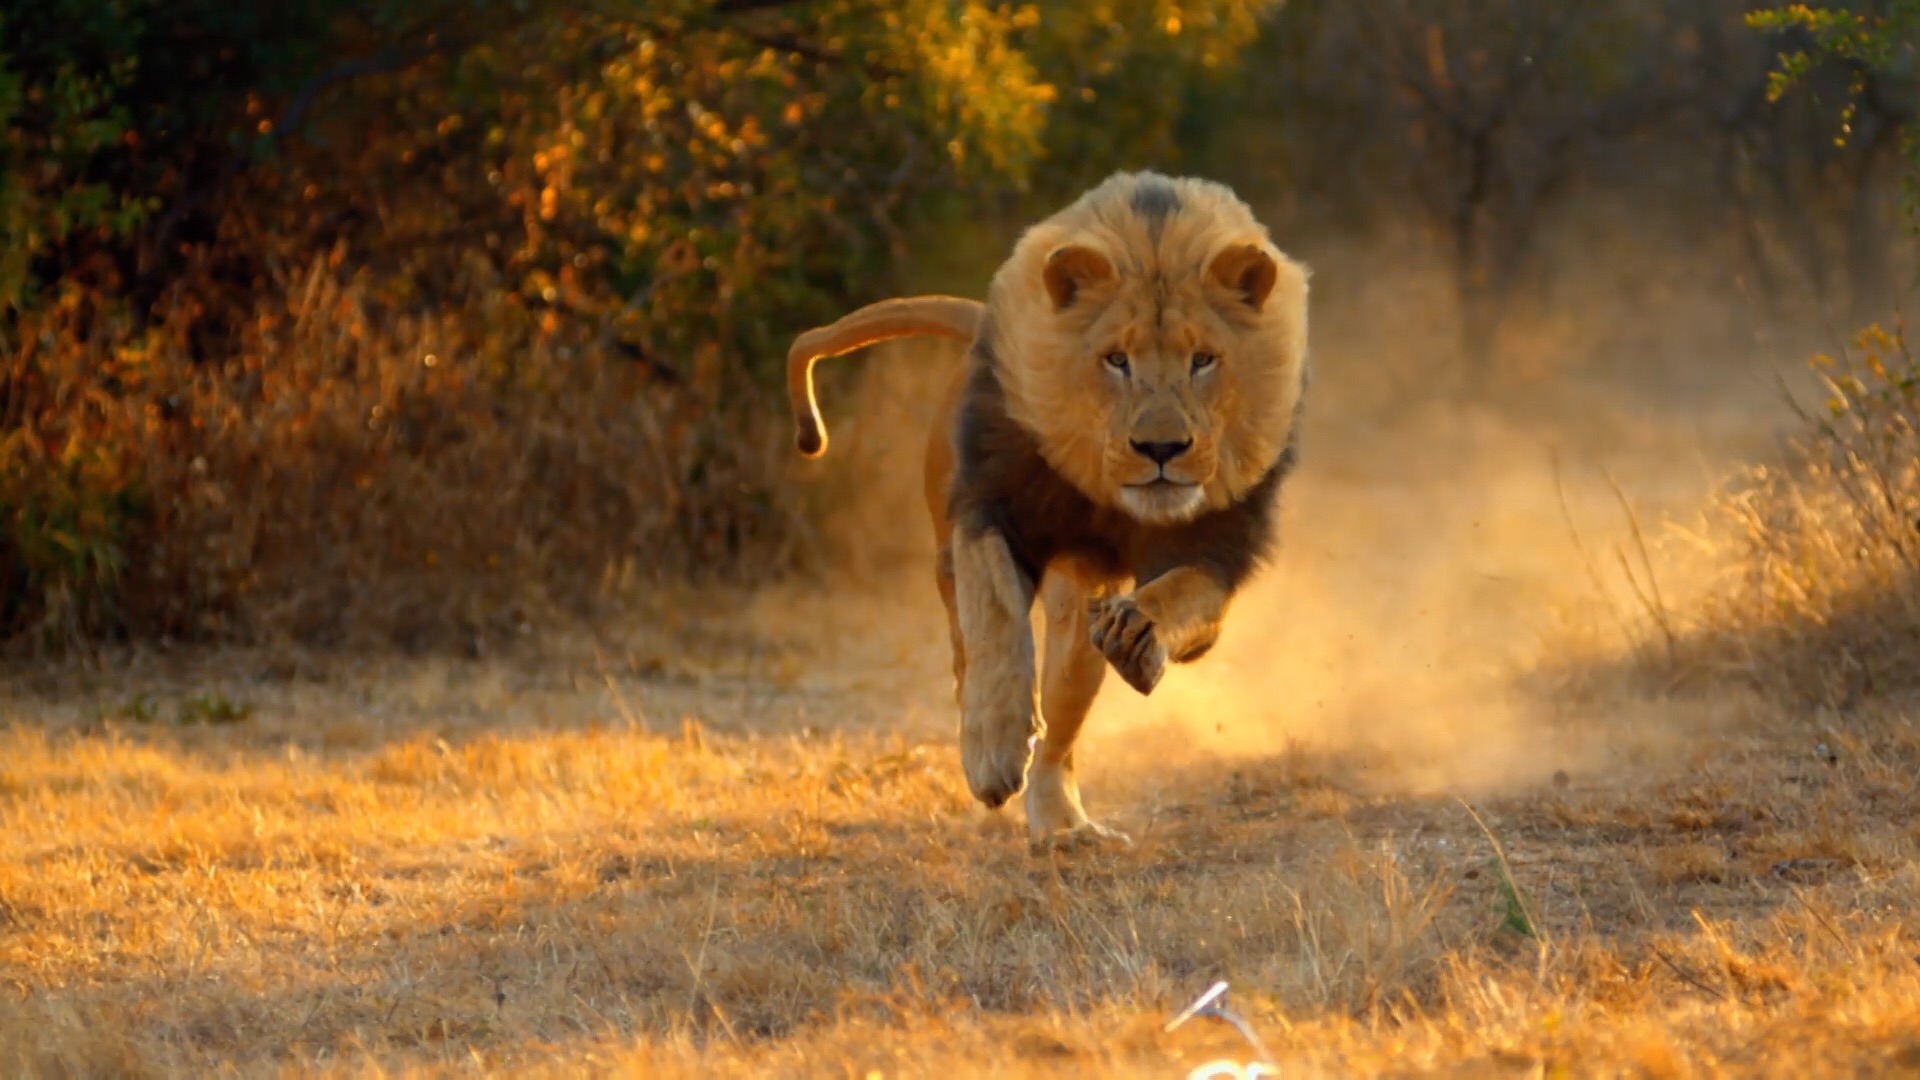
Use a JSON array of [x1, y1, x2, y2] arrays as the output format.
[[1089, 596, 1167, 695], [1029, 819, 1133, 855], [962, 713, 1035, 809], [1025, 766, 1133, 852]]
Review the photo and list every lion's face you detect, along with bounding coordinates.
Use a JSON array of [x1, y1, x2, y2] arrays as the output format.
[[990, 175, 1309, 526], [1069, 268, 1249, 524]]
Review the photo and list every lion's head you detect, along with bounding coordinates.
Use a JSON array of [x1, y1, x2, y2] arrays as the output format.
[[986, 171, 1309, 525]]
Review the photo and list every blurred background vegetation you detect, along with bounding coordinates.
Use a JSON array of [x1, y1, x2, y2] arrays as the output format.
[[1, 0, 1915, 655]]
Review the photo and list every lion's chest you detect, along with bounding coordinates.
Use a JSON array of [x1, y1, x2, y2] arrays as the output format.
[[967, 456, 1247, 591], [1003, 486, 1136, 586], [950, 362, 1283, 592]]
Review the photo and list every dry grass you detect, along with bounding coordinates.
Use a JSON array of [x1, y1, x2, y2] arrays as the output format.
[[3, 627, 1920, 1078], [2, 258, 802, 655], [1560, 321, 1920, 708]]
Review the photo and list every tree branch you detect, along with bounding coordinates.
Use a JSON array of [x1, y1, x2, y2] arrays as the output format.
[[272, 1, 561, 144], [274, 37, 457, 143], [732, 28, 902, 80], [713, 0, 819, 13]]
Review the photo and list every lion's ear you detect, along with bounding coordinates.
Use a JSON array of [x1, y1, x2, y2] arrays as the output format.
[[1208, 243, 1278, 312], [1043, 245, 1115, 311]]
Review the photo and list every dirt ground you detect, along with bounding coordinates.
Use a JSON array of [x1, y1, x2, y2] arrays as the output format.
[[6, 234, 1920, 1078]]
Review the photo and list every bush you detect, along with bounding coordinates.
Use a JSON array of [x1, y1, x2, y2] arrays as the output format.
[[1664, 3, 1920, 703], [1656, 324, 1920, 704], [3, 256, 802, 653], [0, 2, 1279, 651]]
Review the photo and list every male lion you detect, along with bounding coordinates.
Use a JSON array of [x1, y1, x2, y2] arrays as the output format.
[[786, 171, 1310, 847]]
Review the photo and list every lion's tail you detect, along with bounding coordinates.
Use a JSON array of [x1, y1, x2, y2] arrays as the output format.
[[786, 295, 984, 458]]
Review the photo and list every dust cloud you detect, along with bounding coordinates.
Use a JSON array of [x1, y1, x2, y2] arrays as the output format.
[[1085, 400, 1734, 797], [799, 219, 1824, 800]]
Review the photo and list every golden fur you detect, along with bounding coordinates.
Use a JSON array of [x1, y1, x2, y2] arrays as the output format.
[[986, 173, 1309, 524], [786, 171, 1311, 847]]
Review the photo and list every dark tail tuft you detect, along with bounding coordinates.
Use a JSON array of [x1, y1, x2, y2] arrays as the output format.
[[795, 421, 826, 458]]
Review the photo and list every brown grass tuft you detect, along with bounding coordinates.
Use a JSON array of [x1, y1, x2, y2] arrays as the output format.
[[2, 258, 803, 655], [1637, 322, 1920, 704]]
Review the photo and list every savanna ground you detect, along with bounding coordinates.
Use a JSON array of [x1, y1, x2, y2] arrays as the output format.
[[5, 228, 1920, 1078]]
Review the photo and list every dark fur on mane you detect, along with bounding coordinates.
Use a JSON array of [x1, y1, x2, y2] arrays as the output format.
[[947, 315, 1299, 597]]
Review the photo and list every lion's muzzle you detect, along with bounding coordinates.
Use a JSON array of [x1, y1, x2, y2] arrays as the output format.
[[1130, 438, 1193, 466]]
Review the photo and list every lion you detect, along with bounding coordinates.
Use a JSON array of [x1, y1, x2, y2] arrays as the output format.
[[785, 170, 1311, 847]]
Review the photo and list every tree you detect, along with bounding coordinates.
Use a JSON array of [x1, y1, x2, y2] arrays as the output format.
[[1749, 0, 1920, 314], [1227, 0, 1692, 367], [1, 0, 1285, 646], [2, 0, 1280, 376]]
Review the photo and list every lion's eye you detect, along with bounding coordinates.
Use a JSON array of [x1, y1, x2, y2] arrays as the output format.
[[1192, 351, 1219, 372], [1102, 351, 1130, 373]]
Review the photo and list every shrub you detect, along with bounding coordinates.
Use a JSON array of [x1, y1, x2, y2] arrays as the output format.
[[3, 255, 801, 652], [1666, 323, 1920, 704], [0, 2, 1281, 651]]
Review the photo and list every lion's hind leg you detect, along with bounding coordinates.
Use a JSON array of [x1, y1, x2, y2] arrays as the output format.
[[935, 546, 967, 705], [1025, 568, 1131, 850]]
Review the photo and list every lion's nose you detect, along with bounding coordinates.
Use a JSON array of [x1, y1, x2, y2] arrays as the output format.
[[1131, 439, 1193, 466]]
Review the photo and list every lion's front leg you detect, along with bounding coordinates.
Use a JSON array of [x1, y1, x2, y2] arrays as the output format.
[[1025, 570, 1132, 849], [950, 527, 1040, 808], [1089, 567, 1230, 695]]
